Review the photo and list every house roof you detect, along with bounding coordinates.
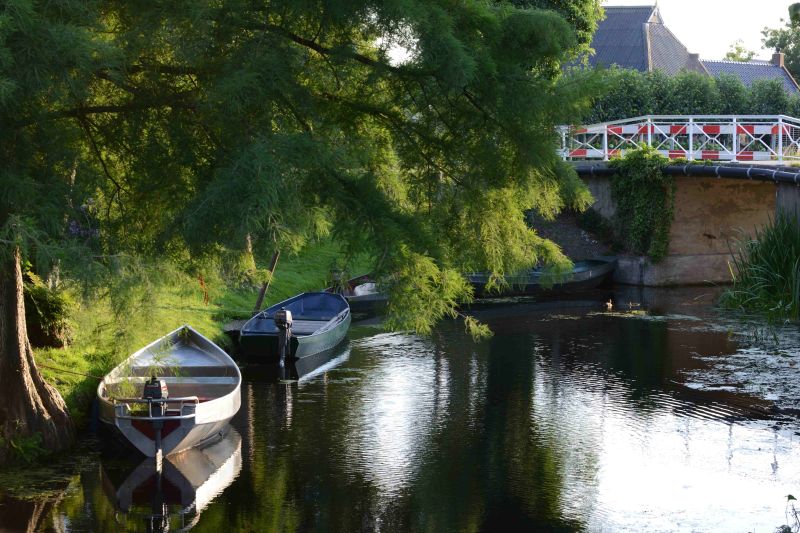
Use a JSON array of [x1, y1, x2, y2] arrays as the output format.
[[648, 21, 706, 76], [588, 6, 706, 75], [588, 6, 654, 72], [702, 60, 800, 94], [589, 5, 798, 94]]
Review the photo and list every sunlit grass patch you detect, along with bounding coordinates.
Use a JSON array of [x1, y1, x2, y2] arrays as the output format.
[[34, 240, 371, 427]]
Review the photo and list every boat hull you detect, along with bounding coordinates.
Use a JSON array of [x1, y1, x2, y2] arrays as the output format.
[[345, 292, 387, 316], [240, 292, 351, 364], [97, 325, 242, 458], [469, 259, 617, 298], [325, 274, 387, 317], [240, 312, 351, 362], [99, 415, 234, 458]]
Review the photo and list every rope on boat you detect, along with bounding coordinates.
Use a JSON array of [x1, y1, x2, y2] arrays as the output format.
[[37, 363, 103, 380]]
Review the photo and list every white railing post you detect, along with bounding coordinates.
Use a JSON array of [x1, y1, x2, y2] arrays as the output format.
[[556, 115, 800, 163]]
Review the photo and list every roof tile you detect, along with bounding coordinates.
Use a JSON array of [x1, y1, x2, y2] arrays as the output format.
[[702, 60, 799, 94], [588, 6, 653, 71]]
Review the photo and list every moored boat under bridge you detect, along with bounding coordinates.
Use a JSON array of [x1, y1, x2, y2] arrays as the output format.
[[560, 115, 800, 163]]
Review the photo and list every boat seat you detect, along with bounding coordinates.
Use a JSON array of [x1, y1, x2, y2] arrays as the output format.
[[129, 365, 236, 378], [291, 314, 335, 321], [291, 319, 328, 335], [159, 382, 238, 399]]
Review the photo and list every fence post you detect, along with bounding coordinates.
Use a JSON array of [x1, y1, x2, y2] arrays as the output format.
[[779, 116, 785, 163], [732, 116, 738, 162], [688, 117, 694, 161], [561, 128, 567, 161], [647, 116, 652, 148], [603, 127, 608, 161]]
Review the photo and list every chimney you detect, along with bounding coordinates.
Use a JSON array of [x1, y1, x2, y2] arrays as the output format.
[[772, 51, 785, 68], [689, 53, 700, 61]]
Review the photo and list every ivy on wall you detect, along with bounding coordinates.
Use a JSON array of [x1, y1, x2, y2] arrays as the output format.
[[608, 147, 676, 262]]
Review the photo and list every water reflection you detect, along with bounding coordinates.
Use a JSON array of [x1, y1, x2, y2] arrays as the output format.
[[102, 428, 242, 531], [342, 334, 449, 497], [12, 291, 800, 531]]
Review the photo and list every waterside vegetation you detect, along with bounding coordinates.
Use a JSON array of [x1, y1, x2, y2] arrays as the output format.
[[721, 215, 800, 323], [30, 241, 368, 447]]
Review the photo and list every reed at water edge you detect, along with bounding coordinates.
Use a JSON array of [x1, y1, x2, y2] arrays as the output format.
[[721, 215, 800, 322]]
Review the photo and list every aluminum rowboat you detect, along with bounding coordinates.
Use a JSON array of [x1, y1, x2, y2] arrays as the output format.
[[239, 292, 350, 362], [97, 325, 241, 458]]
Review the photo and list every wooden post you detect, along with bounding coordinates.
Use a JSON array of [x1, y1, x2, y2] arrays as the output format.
[[252, 251, 280, 315]]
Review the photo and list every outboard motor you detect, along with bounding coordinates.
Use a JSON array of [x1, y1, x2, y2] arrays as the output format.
[[143, 376, 168, 417], [275, 307, 293, 380], [143, 376, 169, 462]]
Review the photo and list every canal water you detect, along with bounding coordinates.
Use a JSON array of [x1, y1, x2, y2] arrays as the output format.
[[3, 287, 800, 532]]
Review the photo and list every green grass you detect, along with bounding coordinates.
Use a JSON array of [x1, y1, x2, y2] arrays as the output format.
[[720, 215, 800, 322], [34, 240, 371, 428]]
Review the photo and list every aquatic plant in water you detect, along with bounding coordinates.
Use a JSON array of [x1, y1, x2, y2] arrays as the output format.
[[721, 215, 800, 323]]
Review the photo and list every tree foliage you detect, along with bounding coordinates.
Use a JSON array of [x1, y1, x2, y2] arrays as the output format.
[[716, 73, 750, 115], [1, 0, 603, 340], [724, 39, 757, 62], [511, 0, 604, 56], [763, 19, 800, 81], [748, 78, 791, 115], [586, 67, 800, 123]]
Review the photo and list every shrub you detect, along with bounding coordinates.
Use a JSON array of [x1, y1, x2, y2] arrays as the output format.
[[23, 271, 73, 348]]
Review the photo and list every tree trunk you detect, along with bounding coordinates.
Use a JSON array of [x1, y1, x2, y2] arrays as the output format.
[[0, 247, 73, 463], [0, 494, 63, 532]]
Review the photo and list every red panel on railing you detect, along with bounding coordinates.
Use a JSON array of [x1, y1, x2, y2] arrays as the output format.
[[564, 117, 798, 161]]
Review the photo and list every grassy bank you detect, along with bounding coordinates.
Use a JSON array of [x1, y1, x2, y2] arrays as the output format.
[[34, 241, 370, 429], [721, 215, 800, 322]]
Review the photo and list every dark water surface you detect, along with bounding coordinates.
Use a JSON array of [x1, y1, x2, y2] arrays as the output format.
[[5, 287, 800, 532]]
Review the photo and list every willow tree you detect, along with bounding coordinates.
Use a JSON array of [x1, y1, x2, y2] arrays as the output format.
[[0, 0, 601, 456]]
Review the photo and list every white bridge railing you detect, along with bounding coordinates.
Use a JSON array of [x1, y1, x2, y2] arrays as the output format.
[[560, 115, 800, 163]]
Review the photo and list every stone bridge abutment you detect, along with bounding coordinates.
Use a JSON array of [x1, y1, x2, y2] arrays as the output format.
[[577, 164, 800, 286]]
